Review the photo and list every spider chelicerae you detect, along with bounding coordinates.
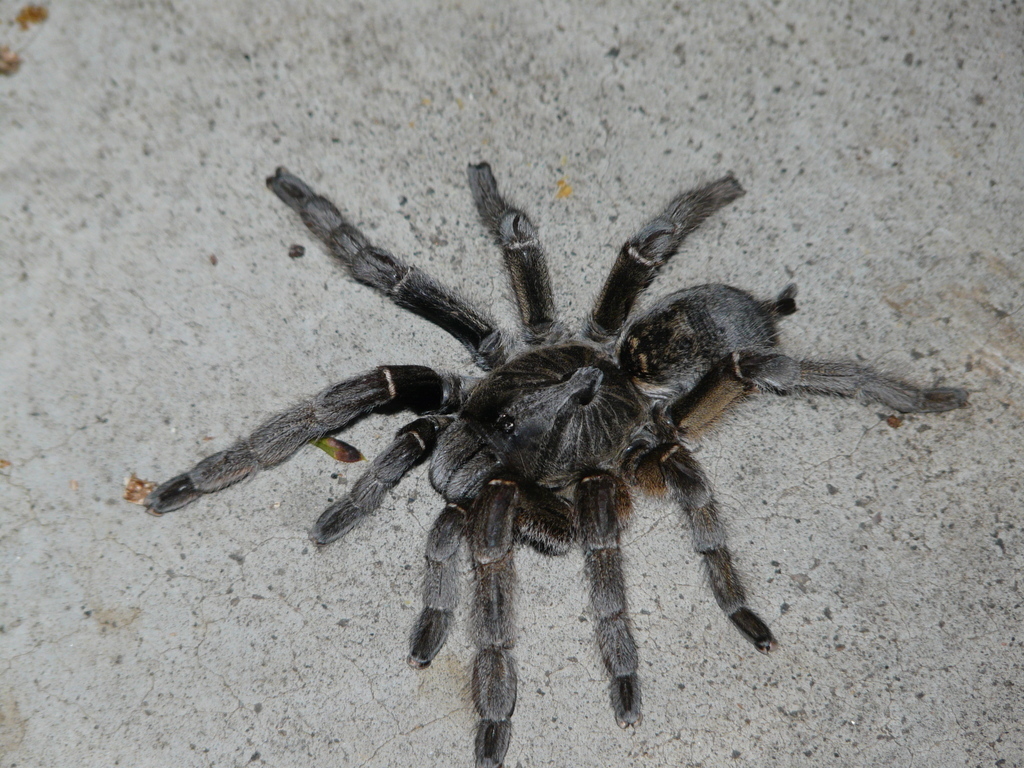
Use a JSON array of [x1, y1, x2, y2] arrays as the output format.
[[145, 162, 969, 768]]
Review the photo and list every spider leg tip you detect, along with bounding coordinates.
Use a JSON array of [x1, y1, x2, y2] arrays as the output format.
[[616, 713, 643, 729], [918, 386, 970, 412], [721, 172, 746, 197], [729, 607, 776, 652]]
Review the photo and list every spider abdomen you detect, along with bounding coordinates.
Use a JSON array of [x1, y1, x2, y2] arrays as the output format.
[[619, 284, 786, 392]]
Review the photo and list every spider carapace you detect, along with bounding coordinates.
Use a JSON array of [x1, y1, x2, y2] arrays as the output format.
[[145, 162, 968, 768]]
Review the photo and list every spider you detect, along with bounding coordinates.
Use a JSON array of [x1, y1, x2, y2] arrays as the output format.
[[145, 162, 969, 767]]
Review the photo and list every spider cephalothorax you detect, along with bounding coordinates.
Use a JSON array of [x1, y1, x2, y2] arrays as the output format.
[[145, 162, 968, 768]]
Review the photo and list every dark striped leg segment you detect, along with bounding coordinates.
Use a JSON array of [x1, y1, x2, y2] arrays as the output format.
[[409, 503, 466, 668], [782, 358, 968, 413], [665, 350, 968, 442], [666, 352, 756, 439], [576, 472, 642, 727], [267, 168, 510, 370], [586, 175, 745, 339], [469, 478, 520, 768], [467, 162, 561, 343], [636, 443, 775, 652], [146, 366, 460, 515], [312, 415, 451, 545]]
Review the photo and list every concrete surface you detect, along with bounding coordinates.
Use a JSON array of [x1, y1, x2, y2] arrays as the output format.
[[1, 1, 1021, 767]]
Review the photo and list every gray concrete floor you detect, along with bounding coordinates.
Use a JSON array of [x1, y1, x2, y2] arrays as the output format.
[[1, 2, 1021, 767]]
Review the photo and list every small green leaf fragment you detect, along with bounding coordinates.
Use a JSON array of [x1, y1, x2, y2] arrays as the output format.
[[312, 436, 364, 463]]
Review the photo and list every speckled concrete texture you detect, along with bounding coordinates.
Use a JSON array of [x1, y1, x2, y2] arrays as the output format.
[[1, 2, 1021, 767]]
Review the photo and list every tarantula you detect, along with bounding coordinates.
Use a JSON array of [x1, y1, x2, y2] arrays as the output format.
[[145, 162, 968, 767]]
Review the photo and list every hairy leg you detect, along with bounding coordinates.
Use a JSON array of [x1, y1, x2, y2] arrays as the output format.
[[268, 168, 510, 369], [633, 443, 775, 652], [312, 416, 450, 545], [664, 344, 967, 446], [469, 478, 520, 768], [467, 162, 561, 343], [409, 502, 466, 668], [576, 472, 642, 727], [587, 175, 745, 340], [733, 352, 969, 413], [146, 366, 462, 514], [666, 353, 755, 439]]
